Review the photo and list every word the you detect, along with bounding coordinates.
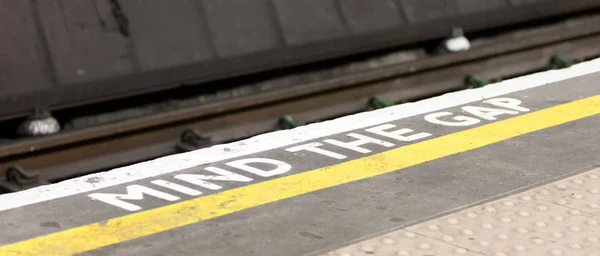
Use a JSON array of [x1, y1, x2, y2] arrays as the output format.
[[89, 97, 529, 211]]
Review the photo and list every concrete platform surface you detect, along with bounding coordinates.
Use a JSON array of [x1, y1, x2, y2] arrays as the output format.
[[328, 167, 600, 256], [2, 58, 600, 256]]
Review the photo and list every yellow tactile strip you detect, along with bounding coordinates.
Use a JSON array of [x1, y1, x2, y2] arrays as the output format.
[[326, 168, 600, 256]]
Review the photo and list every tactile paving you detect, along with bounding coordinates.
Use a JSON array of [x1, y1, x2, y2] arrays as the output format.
[[326, 168, 600, 256], [326, 230, 484, 256]]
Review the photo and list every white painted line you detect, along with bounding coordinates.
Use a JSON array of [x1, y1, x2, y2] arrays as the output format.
[[1, 57, 600, 212]]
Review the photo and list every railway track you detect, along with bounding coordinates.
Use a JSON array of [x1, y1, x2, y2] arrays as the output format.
[[2, 13, 600, 193]]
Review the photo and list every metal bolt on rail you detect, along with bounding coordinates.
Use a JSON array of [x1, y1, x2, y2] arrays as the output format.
[[279, 115, 304, 130], [465, 75, 490, 89], [368, 97, 393, 109], [551, 55, 574, 69], [0, 166, 49, 193], [175, 129, 212, 152]]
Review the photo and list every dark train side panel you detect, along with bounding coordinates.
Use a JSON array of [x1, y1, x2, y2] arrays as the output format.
[[1, 0, 598, 120]]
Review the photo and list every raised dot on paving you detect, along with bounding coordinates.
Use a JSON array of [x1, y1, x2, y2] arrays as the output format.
[[454, 248, 467, 254], [448, 218, 459, 224], [443, 235, 454, 242], [569, 226, 582, 232], [382, 238, 395, 245], [531, 238, 545, 245], [534, 221, 547, 227], [555, 199, 568, 205], [502, 201, 514, 207], [571, 243, 583, 249], [478, 241, 490, 247], [418, 243, 431, 250], [520, 195, 532, 201], [462, 229, 474, 236], [570, 210, 582, 215], [396, 251, 410, 256], [361, 245, 374, 253], [552, 232, 564, 238]]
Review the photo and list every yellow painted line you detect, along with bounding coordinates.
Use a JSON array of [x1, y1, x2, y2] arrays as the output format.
[[2, 95, 600, 256]]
